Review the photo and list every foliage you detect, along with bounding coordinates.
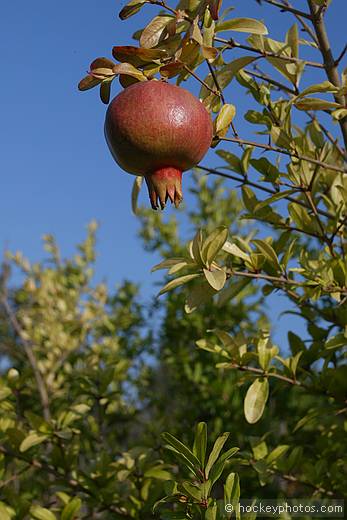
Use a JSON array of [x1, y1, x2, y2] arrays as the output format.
[[1, 0, 347, 518]]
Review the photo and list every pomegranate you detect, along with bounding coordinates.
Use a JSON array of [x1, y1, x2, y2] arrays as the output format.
[[105, 80, 213, 210]]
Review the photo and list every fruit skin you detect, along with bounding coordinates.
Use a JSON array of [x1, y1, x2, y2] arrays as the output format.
[[104, 80, 213, 209]]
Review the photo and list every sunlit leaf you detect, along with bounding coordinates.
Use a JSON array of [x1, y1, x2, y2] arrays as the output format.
[[244, 378, 269, 424]]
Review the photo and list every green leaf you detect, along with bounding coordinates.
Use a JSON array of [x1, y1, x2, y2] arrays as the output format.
[[266, 445, 289, 464], [61, 498, 82, 520], [112, 62, 147, 81], [250, 158, 280, 183], [216, 150, 243, 173], [30, 506, 56, 520], [185, 282, 216, 313], [244, 378, 269, 424], [181, 481, 202, 501], [216, 17, 268, 35], [140, 15, 173, 49], [0, 503, 11, 520], [254, 190, 296, 212], [202, 226, 229, 265], [214, 104, 236, 137], [113, 45, 167, 64], [257, 334, 278, 371], [193, 422, 207, 467], [20, 432, 48, 452], [78, 75, 101, 92], [131, 176, 143, 215], [222, 241, 250, 262], [325, 333, 347, 350], [252, 239, 281, 271], [152, 258, 188, 272], [286, 24, 299, 59], [294, 97, 341, 111], [224, 471, 240, 502], [203, 269, 227, 291], [119, 0, 146, 20], [158, 274, 200, 296], [100, 79, 112, 105], [205, 432, 230, 478], [161, 432, 201, 470], [297, 80, 339, 98]]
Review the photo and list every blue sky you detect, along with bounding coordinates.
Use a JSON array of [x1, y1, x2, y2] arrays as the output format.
[[1, 1, 346, 348]]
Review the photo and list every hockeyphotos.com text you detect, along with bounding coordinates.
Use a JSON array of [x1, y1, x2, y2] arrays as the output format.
[[224, 499, 344, 517]]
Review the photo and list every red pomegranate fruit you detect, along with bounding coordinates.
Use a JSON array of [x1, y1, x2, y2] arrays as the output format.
[[105, 80, 213, 210]]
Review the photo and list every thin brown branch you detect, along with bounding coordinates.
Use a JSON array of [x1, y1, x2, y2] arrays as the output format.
[[307, 112, 347, 160], [330, 215, 347, 242], [304, 191, 336, 256], [244, 68, 298, 95], [206, 59, 242, 141], [307, 0, 347, 152], [225, 361, 303, 386], [0, 295, 51, 422], [147, 0, 192, 21], [215, 37, 324, 69], [280, 0, 318, 44], [267, 467, 335, 497], [263, 0, 312, 20], [219, 135, 347, 174], [335, 43, 347, 66], [182, 64, 219, 96], [198, 165, 334, 221]]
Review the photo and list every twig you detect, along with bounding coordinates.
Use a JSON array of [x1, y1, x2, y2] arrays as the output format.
[[215, 37, 324, 69], [147, 0, 192, 21], [219, 135, 347, 174], [206, 59, 242, 141], [304, 191, 336, 256], [198, 165, 334, 221], [244, 68, 298, 95], [280, 0, 318, 44], [307, 112, 347, 160], [0, 295, 51, 422], [330, 216, 347, 242], [307, 0, 347, 152], [225, 361, 304, 386], [182, 64, 219, 96], [262, 0, 312, 20], [335, 43, 347, 66], [267, 467, 335, 497]]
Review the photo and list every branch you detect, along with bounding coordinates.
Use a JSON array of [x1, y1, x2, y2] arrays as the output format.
[[215, 37, 324, 69], [0, 295, 51, 422], [198, 165, 334, 221], [219, 135, 347, 174], [335, 43, 347, 66], [182, 64, 219, 96], [262, 0, 312, 20], [304, 191, 335, 256], [279, 0, 318, 44], [307, 0, 347, 152], [225, 361, 304, 387], [244, 68, 298, 95], [228, 269, 347, 296]]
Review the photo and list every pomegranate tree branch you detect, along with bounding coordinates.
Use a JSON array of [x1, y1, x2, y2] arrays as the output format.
[[223, 361, 304, 387], [335, 43, 347, 66], [244, 68, 298, 95], [198, 165, 334, 221], [262, 0, 312, 20], [182, 64, 219, 96], [0, 295, 51, 422], [307, 0, 347, 152], [214, 37, 324, 69], [279, 0, 318, 44], [219, 135, 347, 174]]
